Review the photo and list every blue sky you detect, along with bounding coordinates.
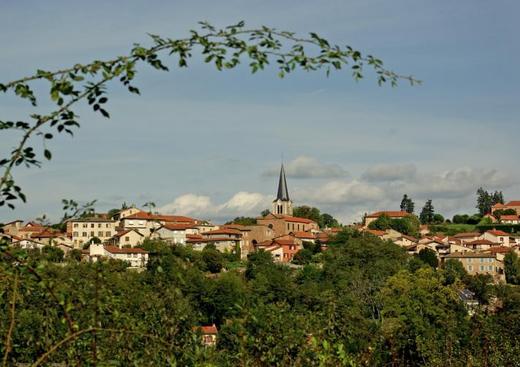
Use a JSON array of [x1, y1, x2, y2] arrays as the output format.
[[1, 0, 519, 223]]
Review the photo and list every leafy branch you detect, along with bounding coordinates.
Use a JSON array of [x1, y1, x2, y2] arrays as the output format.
[[0, 21, 419, 209]]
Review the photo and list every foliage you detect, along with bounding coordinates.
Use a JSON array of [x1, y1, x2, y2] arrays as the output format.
[[476, 187, 504, 216], [417, 248, 439, 268], [41, 245, 64, 262], [442, 259, 467, 285], [419, 199, 435, 224], [400, 194, 415, 214], [201, 246, 224, 273], [368, 214, 420, 236], [225, 216, 257, 225], [292, 248, 313, 265], [293, 205, 340, 228], [2, 233, 520, 364], [493, 208, 517, 219], [504, 251, 520, 285]]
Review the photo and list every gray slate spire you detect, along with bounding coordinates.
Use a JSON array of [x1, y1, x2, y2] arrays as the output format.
[[276, 164, 290, 201]]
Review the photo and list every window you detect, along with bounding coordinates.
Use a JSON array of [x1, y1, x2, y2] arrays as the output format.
[[83, 224, 88, 228], [125, 236, 130, 242], [98, 223, 102, 228], [488, 266, 493, 271], [82, 232, 87, 237], [480, 258, 484, 263], [91, 223, 95, 228], [468, 265, 473, 271], [98, 231, 103, 237], [106, 231, 111, 237], [467, 258, 472, 263], [480, 266, 484, 271], [73, 232, 78, 237], [73, 223, 78, 228], [106, 223, 110, 228], [90, 231, 94, 236]]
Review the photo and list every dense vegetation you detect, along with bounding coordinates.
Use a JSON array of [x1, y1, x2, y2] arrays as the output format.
[[1, 232, 520, 366]]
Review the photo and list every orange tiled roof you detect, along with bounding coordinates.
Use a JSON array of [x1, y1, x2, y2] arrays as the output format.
[[500, 215, 519, 221], [202, 228, 242, 236], [486, 246, 512, 254], [292, 231, 315, 239], [124, 211, 196, 223], [453, 232, 481, 238], [194, 324, 218, 334], [486, 230, 509, 236], [162, 223, 198, 231], [505, 201, 520, 206]]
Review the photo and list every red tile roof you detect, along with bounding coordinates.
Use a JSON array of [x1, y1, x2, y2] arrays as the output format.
[[187, 237, 240, 243], [366, 211, 410, 218], [292, 231, 315, 239], [194, 324, 218, 334], [114, 229, 143, 238], [486, 230, 509, 236], [162, 223, 198, 231], [202, 228, 242, 236], [500, 215, 519, 221], [453, 232, 481, 238], [486, 246, 513, 254], [281, 216, 316, 224], [124, 211, 197, 223], [505, 201, 520, 206], [466, 239, 498, 246]]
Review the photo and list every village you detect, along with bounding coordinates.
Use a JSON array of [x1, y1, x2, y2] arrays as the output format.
[[2, 164, 519, 286]]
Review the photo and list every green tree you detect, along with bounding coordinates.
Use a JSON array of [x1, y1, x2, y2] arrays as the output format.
[[419, 199, 435, 224], [225, 216, 257, 225], [380, 268, 469, 366], [442, 259, 467, 285], [504, 251, 520, 285], [292, 248, 313, 265], [400, 194, 415, 213], [202, 246, 224, 273], [417, 248, 438, 268], [41, 245, 64, 262], [432, 213, 444, 224], [476, 187, 504, 216]]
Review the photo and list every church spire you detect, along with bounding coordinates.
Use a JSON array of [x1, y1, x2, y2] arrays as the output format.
[[272, 163, 293, 216], [276, 164, 290, 201]]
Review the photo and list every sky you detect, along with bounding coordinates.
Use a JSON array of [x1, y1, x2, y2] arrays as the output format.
[[1, 0, 519, 224]]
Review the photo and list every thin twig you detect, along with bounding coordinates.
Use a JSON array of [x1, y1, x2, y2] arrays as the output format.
[[2, 273, 19, 367]]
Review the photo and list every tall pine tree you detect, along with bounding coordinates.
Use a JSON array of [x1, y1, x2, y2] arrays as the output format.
[[420, 199, 435, 224], [400, 194, 415, 214]]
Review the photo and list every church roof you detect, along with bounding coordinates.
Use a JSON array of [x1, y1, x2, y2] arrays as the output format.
[[276, 164, 290, 201]]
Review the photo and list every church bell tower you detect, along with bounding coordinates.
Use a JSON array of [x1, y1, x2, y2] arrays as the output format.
[[272, 164, 293, 216]]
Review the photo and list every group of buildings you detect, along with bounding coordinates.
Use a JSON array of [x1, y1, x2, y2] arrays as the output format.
[[2, 165, 520, 282]]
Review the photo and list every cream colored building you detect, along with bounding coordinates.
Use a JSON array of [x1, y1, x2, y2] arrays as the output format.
[[444, 252, 504, 282], [70, 218, 118, 248], [89, 244, 148, 268]]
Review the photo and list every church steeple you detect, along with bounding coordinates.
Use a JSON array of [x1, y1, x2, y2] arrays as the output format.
[[272, 163, 293, 216], [276, 164, 290, 201]]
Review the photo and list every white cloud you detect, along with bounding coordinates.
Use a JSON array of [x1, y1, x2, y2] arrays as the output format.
[[159, 192, 270, 221], [263, 156, 349, 179], [297, 180, 385, 205], [362, 163, 417, 182]]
